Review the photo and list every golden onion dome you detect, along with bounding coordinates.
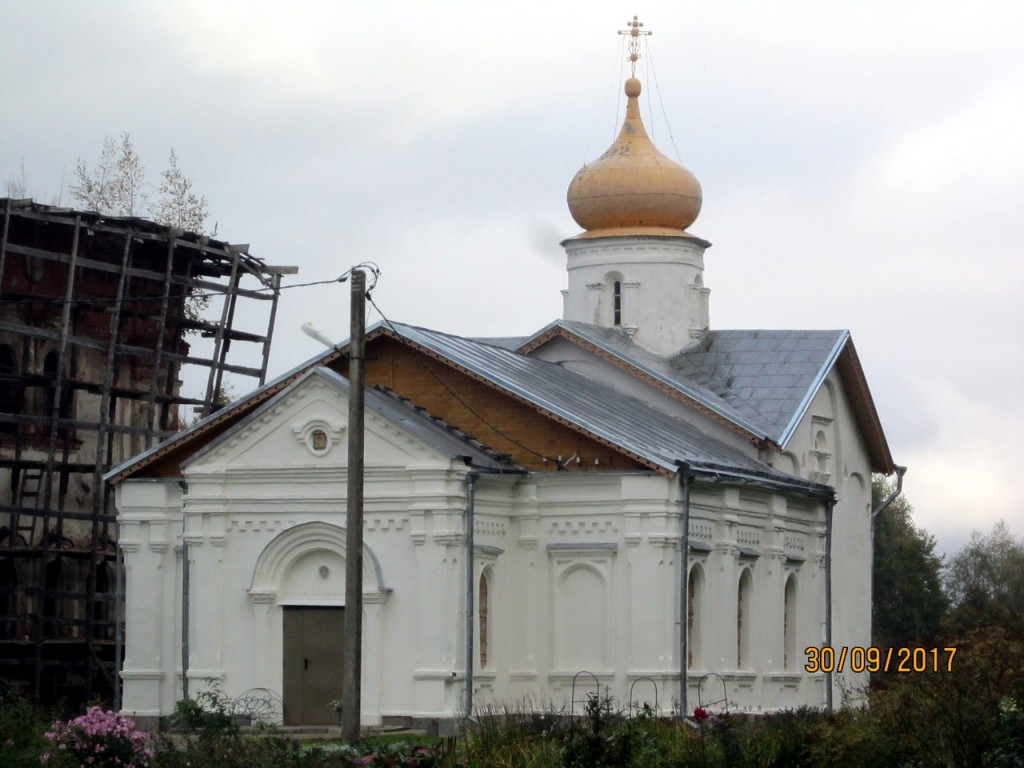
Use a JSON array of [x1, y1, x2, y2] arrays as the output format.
[[567, 77, 702, 237]]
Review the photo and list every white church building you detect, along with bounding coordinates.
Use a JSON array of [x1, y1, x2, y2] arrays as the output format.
[[109, 26, 894, 729]]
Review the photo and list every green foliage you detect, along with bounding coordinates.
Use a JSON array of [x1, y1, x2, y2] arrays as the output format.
[[151, 731, 315, 768], [945, 520, 1024, 635], [986, 696, 1024, 768], [0, 683, 52, 768], [10, 679, 1024, 768], [872, 478, 947, 647], [870, 626, 1024, 768], [802, 708, 896, 768], [171, 688, 240, 738], [463, 700, 564, 768], [559, 694, 627, 768], [348, 740, 444, 767]]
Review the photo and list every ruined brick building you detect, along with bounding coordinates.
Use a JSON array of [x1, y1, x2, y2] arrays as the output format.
[[0, 198, 289, 707]]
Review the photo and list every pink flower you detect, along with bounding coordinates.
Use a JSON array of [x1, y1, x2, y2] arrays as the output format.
[[692, 706, 710, 722]]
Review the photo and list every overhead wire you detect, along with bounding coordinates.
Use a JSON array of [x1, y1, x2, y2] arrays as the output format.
[[0, 266, 378, 311], [364, 289, 556, 467]]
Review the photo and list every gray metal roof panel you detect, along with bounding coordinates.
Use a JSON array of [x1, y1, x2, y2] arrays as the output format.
[[470, 336, 529, 351], [680, 329, 849, 444], [383, 321, 810, 485], [520, 320, 778, 440], [515, 322, 855, 450]]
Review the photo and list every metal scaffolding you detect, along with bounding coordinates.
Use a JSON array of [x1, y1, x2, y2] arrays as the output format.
[[0, 198, 291, 708]]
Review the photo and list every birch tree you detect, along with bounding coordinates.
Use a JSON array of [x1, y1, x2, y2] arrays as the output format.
[[70, 133, 215, 235]]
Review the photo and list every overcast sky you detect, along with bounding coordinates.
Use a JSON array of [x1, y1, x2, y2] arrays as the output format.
[[3, 0, 1022, 558]]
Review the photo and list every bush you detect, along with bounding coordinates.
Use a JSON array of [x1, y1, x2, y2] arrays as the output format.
[[0, 684, 51, 768], [870, 627, 1024, 768], [41, 707, 153, 768], [169, 688, 240, 737], [559, 693, 628, 768], [984, 696, 1024, 768]]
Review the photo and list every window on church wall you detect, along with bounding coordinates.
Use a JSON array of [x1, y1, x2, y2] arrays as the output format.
[[737, 568, 753, 670], [809, 418, 833, 483], [612, 281, 622, 326], [814, 430, 828, 474], [688, 565, 703, 669], [479, 570, 490, 669], [784, 574, 797, 670]]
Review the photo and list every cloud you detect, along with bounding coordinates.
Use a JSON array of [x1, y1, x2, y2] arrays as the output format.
[[864, 82, 1024, 226], [897, 375, 1024, 556]]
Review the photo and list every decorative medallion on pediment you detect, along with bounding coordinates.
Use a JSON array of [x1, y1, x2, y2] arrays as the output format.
[[291, 418, 345, 457]]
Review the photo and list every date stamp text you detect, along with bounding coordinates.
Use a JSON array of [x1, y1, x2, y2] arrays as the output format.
[[804, 646, 957, 673]]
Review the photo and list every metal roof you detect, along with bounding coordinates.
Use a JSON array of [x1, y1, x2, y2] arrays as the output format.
[[520, 320, 779, 440], [677, 329, 849, 445], [379, 321, 830, 493], [108, 317, 855, 492], [519, 321, 853, 449]]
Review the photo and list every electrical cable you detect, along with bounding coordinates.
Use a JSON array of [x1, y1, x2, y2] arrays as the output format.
[[0, 265, 380, 311], [364, 291, 556, 467]]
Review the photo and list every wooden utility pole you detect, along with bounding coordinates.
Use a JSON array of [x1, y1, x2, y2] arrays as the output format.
[[341, 270, 366, 744]]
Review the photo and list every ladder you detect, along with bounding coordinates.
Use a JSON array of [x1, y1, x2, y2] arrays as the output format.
[[10, 466, 43, 545]]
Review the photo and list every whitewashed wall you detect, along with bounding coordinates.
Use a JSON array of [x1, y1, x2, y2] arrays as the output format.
[[118, 373, 860, 724]]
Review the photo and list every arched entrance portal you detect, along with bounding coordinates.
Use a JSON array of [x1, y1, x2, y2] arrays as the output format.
[[249, 522, 389, 725]]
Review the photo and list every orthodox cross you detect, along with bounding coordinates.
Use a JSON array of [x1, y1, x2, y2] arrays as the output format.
[[618, 16, 651, 77]]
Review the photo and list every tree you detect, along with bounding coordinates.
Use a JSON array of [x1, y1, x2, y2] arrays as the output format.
[[70, 133, 147, 216], [872, 478, 947, 647], [70, 133, 214, 235], [871, 626, 1024, 768], [946, 520, 1024, 635], [152, 149, 215, 235], [71, 134, 216, 321]]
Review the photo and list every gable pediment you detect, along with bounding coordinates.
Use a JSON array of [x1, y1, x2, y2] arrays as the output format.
[[183, 369, 468, 476]]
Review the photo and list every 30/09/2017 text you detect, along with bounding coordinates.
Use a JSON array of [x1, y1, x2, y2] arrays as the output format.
[[804, 646, 957, 673]]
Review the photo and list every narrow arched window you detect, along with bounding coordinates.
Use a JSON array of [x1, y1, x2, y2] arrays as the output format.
[[737, 569, 752, 669], [479, 571, 490, 669], [814, 430, 828, 474], [784, 574, 797, 670], [612, 281, 622, 326], [687, 566, 702, 669]]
